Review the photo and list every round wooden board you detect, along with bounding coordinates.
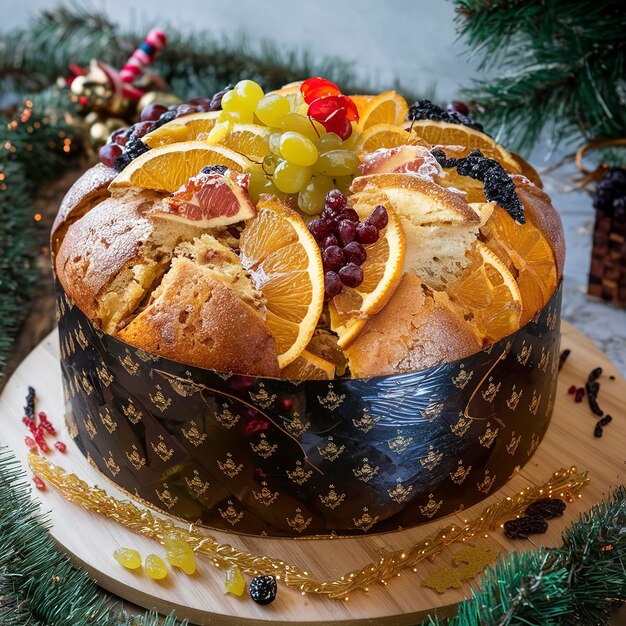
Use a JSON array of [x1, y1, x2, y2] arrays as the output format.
[[0, 323, 624, 625]]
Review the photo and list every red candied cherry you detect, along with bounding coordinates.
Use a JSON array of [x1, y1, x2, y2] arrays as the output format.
[[300, 77, 341, 104], [99, 143, 122, 168], [323, 245, 346, 272], [356, 222, 379, 244], [308, 217, 331, 242], [338, 219, 357, 246], [307, 95, 359, 141], [343, 241, 366, 266], [325, 189, 347, 212], [339, 263, 364, 288], [366, 205, 388, 229], [324, 271, 342, 299]]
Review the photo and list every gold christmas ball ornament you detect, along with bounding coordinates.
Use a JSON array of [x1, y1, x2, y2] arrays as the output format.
[[137, 91, 181, 114], [88, 121, 111, 147]]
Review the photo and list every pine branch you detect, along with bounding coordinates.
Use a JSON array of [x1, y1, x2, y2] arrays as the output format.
[[454, 0, 626, 152]]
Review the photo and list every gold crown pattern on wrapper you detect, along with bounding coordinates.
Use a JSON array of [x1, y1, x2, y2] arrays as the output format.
[[28, 453, 589, 599], [56, 281, 564, 537]]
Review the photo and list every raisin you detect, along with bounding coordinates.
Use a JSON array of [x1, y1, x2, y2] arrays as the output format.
[[503, 516, 548, 539], [524, 498, 566, 519], [408, 98, 484, 133]]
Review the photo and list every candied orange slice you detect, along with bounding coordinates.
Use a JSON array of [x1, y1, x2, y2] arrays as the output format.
[[281, 349, 335, 380], [357, 91, 408, 130], [219, 124, 271, 160], [240, 197, 324, 368], [409, 120, 521, 173], [357, 124, 424, 153], [109, 142, 252, 193], [450, 241, 522, 343], [142, 112, 221, 147], [328, 204, 405, 347], [481, 206, 557, 326]]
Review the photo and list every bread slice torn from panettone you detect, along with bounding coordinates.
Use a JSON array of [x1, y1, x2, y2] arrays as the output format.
[[117, 234, 280, 376], [55, 189, 205, 334], [345, 273, 482, 377], [350, 173, 484, 290]]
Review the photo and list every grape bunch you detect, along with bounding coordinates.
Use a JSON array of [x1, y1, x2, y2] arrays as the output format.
[[308, 190, 389, 299], [99, 90, 228, 169]]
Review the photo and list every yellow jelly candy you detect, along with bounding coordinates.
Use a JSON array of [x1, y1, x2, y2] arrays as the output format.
[[144, 554, 168, 580], [113, 547, 142, 570], [224, 565, 245, 597], [164, 534, 196, 575]]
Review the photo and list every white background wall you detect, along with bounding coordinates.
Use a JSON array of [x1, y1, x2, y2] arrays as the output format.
[[1, 0, 477, 102]]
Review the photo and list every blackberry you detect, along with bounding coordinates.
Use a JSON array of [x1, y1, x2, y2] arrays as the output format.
[[114, 137, 151, 171], [592, 167, 626, 218], [147, 109, 177, 133], [209, 84, 234, 111], [524, 498, 566, 519], [431, 148, 525, 223], [201, 165, 228, 175], [408, 98, 484, 133], [249, 575, 277, 605]]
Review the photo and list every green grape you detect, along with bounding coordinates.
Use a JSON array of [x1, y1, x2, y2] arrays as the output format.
[[269, 132, 282, 156], [218, 110, 254, 124], [298, 176, 335, 215], [256, 94, 291, 127], [234, 80, 265, 111], [341, 125, 361, 151], [316, 132, 343, 154], [262, 154, 280, 176], [279, 113, 320, 143], [273, 161, 312, 194], [220, 89, 242, 113], [279, 132, 318, 166], [314, 150, 361, 177], [334, 175, 355, 194], [248, 166, 270, 203]]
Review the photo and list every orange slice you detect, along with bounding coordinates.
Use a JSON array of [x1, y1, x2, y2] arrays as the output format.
[[450, 241, 522, 342], [109, 142, 252, 193], [142, 112, 221, 147], [357, 124, 423, 153], [329, 204, 405, 347], [219, 123, 271, 160], [239, 197, 324, 368], [328, 302, 367, 349], [349, 94, 376, 117], [281, 349, 335, 380], [481, 206, 557, 326], [267, 82, 304, 111], [358, 91, 408, 130], [409, 120, 521, 173]]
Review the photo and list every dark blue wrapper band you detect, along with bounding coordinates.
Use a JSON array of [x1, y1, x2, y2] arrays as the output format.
[[56, 279, 562, 537]]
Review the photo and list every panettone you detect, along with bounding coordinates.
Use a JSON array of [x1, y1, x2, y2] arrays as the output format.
[[54, 79, 564, 379]]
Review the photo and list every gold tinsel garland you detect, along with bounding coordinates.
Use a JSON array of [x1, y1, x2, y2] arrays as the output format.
[[29, 453, 588, 599]]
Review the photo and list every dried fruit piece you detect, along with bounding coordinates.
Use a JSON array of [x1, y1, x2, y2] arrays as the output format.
[[524, 498, 566, 519], [144, 554, 168, 580], [503, 516, 548, 539], [114, 547, 142, 570], [224, 565, 246, 596], [163, 534, 196, 575]]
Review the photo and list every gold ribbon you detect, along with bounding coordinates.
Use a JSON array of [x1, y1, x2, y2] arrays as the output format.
[[29, 452, 588, 599], [575, 138, 626, 185]]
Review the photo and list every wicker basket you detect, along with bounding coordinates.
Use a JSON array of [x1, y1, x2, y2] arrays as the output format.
[[588, 210, 626, 305]]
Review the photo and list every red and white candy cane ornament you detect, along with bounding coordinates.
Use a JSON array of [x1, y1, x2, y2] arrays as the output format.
[[119, 28, 167, 83]]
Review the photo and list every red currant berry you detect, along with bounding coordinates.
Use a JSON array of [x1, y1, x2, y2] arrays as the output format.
[[99, 143, 122, 167], [324, 271, 342, 299], [308, 218, 330, 242], [54, 441, 67, 453], [339, 263, 364, 288], [325, 190, 347, 212], [323, 245, 346, 272], [131, 121, 152, 138], [140, 103, 168, 122], [33, 475, 46, 491], [341, 208, 360, 222], [356, 222, 379, 244], [447, 101, 469, 116], [343, 241, 366, 266], [338, 219, 357, 245], [366, 205, 388, 229]]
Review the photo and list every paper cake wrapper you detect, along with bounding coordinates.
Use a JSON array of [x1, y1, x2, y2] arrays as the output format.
[[56, 279, 562, 537]]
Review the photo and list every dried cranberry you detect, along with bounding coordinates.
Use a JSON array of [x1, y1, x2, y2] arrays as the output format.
[[54, 441, 67, 453], [567, 385, 577, 395], [33, 476, 46, 491]]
